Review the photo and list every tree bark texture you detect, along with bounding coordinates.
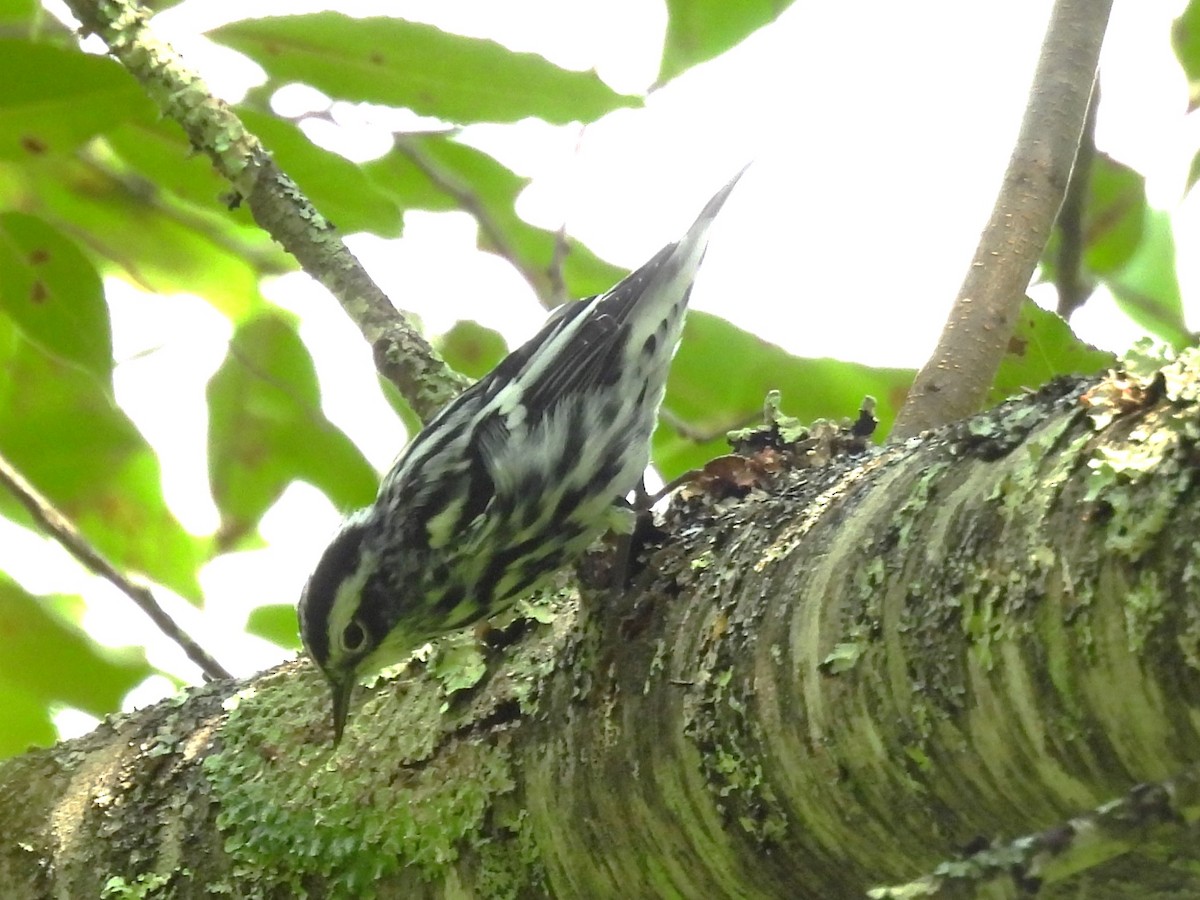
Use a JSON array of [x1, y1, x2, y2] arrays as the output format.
[[2, 351, 1198, 899]]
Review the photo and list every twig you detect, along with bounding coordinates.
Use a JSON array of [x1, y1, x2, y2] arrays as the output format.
[[395, 136, 553, 308], [75, 145, 292, 274], [1054, 81, 1100, 320], [547, 222, 570, 309], [893, 0, 1114, 438], [0, 453, 232, 681], [63, 0, 468, 422], [659, 407, 761, 444], [869, 765, 1200, 898], [545, 123, 591, 309]]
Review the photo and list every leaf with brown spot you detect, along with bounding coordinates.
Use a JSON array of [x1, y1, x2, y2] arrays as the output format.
[[0, 41, 155, 159], [989, 301, 1113, 405], [437, 320, 507, 380], [0, 212, 111, 381]]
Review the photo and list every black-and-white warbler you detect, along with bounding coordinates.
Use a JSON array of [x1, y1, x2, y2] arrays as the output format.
[[298, 172, 742, 743]]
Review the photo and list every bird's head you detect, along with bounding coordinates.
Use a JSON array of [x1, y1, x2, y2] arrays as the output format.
[[298, 510, 396, 745]]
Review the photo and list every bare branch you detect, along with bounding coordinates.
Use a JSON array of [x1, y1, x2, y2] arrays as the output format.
[[659, 407, 760, 444], [75, 145, 292, 275], [395, 136, 555, 309], [871, 766, 1199, 898], [1054, 82, 1101, 320], [547, 222, 570, 309], [893, 0, 1113, 438], [545, 124, 592, 309], [0, 453, 231, 682], [63, 0, 468, 421]]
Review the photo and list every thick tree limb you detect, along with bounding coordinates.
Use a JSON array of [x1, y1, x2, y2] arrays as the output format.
[[62, 0, 468, 421], [4, 350, 1197, 897], [894, 0, 1113, 437]]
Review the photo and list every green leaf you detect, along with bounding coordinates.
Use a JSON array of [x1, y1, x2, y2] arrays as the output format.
[[0, 319, 204, 600], [0, 680, 56, 759], [0, 576, 151, 757], [988, 301, 1115, 405], [0, 0, 38, 28], [364, 134, 627, 300], [207, 312, 379, 547], [654, 312, 913, 478], [1173, 0, 1200, 110], [1106, 211, 1192, 348], [210, 14, 639, 125], [245, 603, 301, 651], [1081, 155, 1146, 276], [1187, 148, 1200, 194], [237, 108, 403, 237], [436, 320, 507, 380], [1041, 154, 1154, 323], [0, 153, 277, 321], [0, 40, 155, 159], [659, 0, 796, 85], [0, 212, 112, 382]]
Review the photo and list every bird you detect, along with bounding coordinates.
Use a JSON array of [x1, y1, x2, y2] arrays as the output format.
[[298, 170, 743, 744]]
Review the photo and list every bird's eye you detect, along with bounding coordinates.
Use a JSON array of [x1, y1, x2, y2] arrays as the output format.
[[341, 620, 366, 652]]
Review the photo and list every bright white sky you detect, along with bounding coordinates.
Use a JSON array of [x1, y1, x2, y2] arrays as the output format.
[[13, 0, 1200, 735]]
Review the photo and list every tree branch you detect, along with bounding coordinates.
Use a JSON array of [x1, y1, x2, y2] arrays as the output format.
[[1054, 82, 1100, 320], [5, 350, 1198, 895], [659, 406, 762, 444], [395, 136, 555, 309], [871, 768, 1200, 898], [74, 144, 292, 275], [893, 0, 1113, 437], [0, 453, 231, 681], [62, 0, 468, 421]]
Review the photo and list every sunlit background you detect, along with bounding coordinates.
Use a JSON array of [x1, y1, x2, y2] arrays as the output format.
[[6, 0, 1196, 738]]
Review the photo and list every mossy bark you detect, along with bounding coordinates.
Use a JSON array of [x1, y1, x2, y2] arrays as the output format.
[[2, 353, 1198, 899]]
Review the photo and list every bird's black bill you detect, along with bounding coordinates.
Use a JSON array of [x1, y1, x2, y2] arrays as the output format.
[[329, 676, 354, 747]]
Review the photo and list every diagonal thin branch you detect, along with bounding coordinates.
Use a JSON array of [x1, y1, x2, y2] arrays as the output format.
[[75, 144, 292, 275], [394, 136, 556, 309], [659, 407, 761, 444], [870, 764, 1200, 898], [1054, 81, 1101, 320], [893, 0, 1114, 438], [63, 0, 468, 422], [547, 222, 570, 308], [0, 453, 232, 681]]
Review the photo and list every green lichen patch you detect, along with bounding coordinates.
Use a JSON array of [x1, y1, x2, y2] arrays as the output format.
[[822, 640, 866, 675], [100, 871, 173, 899], [470, 807, 548, 899], [202, 662, 516, 897], [687, 633, 790, 845], [1082, 357, 1197, 563], [430, 640, 488, 702]]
